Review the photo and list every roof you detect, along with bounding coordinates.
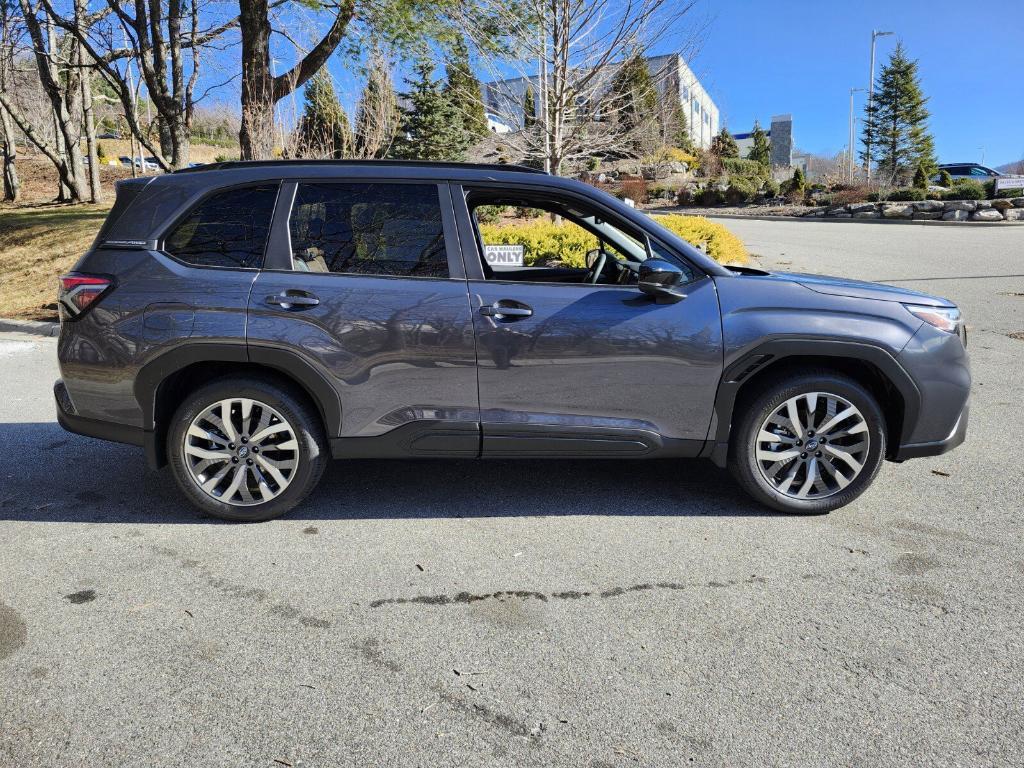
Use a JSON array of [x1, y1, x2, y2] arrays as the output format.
[[173, 159, 545, 176]]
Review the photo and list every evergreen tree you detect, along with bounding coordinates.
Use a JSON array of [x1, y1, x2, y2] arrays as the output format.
[[522, 84, 536, 129], [390, 59, 469, 161], [668, 101, 693, 152], [711, 127, 739, 158], [443, 39, 488, 138], [860, 42, 936, 184], [747, 120, 771, 167], [938, 168, 953, 188], [355, 46, 401, 158], [912, 163, 928, 189], [609, 53, 658, 153], [295, 71, 352, 158]]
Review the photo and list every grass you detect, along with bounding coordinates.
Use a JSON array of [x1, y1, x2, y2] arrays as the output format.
[[0, 204, 111, 320]]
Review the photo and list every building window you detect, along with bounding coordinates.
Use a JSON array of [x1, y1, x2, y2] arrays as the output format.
[[693, 99, 700, 114]]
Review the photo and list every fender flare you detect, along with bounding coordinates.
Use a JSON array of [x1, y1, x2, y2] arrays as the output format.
[[702, 337, 921, 467]]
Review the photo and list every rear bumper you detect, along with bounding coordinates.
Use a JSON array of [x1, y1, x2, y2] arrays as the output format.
[[55, 379, 162, 468], [893, 402, 969, 461]]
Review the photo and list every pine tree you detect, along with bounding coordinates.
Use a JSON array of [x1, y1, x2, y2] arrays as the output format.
[[295, 71, 352, 159], [711, 127, 739, 159], [522, 84, 536, 129], [747, 120, 771, 167], [443, 39, 487, 138], [355, 46, 401, 158], [609, 53, 658, 153], [668, 101, 693, 152], [860, 42, 936, 184], [390, 59, 469, 161]]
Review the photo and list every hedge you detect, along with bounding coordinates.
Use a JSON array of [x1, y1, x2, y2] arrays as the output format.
[[479, 214, 748, 269]]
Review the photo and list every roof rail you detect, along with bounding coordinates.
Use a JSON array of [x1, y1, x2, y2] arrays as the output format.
[[173, 159, 547, 175]]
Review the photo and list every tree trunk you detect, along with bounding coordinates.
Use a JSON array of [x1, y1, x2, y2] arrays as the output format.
[[0, 106, 18, 202], [239, 0, 275, 160], [76, 0, 100, 202]]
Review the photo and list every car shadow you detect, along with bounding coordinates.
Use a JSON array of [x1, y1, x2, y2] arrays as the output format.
[[0, 422, 773, 524]]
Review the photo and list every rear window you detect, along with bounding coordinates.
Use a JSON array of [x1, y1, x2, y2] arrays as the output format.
[[165, 184, 278, 269]]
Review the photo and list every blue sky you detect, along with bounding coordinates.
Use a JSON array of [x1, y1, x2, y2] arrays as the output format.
[[678, 0, 1024, 166]]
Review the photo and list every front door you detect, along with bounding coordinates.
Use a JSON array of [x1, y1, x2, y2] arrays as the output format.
[[455, 185, 723, 457], [247, 180, 479, 456]]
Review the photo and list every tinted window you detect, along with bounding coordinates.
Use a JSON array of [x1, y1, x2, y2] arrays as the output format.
[[165, 185, 278, 269], [289, 183, 448, 278]]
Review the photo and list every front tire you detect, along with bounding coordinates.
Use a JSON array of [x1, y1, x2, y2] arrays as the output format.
[[167, 376, 328, 522], [728, 370, 886, 514]]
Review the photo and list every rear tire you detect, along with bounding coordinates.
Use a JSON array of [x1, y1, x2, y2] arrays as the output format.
[[167, 375, 328, 522], [728, 370, 886, 514]]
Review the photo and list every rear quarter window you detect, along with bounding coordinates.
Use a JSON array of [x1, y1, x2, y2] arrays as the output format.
[[165, 184, 279, 269]]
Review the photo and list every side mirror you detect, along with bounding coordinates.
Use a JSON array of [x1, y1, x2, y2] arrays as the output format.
[[638, 259, 686, 303]]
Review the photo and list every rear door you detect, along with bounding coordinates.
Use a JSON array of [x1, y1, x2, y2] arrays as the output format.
[[247, 179, 480, 456]]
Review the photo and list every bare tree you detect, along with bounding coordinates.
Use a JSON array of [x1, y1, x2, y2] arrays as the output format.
[[353, 44, 399, 159], [466, 0, 702, 175], [0, 0, 21, 200]]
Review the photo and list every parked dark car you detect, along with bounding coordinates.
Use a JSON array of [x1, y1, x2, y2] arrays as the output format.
[[54, 161, 971, 521]]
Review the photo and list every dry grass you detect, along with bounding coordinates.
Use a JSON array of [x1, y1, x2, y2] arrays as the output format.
[[0, 203, 111, 320]]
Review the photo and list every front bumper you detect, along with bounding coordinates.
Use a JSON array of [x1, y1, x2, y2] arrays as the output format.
[[893, 401, 969, 461]]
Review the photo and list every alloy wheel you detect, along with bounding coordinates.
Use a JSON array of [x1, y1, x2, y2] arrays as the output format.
[[182, 398, 300, 507], [754, 391, 870, 500]]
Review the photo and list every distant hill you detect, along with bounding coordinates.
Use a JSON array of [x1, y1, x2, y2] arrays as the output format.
[[995, 160, 1024, 174]]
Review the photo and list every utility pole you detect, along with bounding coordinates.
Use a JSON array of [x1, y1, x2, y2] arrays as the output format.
[[865, 29, 893, 181], [849, 87, 865, 182]]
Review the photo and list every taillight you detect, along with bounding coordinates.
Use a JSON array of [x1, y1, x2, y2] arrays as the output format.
[[58, 274, 113, 319]]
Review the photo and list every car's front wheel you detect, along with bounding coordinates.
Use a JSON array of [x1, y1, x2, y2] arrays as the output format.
[[167, 376, 328, 522], [728, 370, 886, 514]]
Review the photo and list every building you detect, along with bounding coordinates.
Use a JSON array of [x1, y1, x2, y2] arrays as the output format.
[[481, 52, 720, 150], [734, 114, 795, 168]]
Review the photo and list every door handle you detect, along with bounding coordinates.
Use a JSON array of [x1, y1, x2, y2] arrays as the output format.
[[480, 301, 532, 320], [265, 291, 320, 310]]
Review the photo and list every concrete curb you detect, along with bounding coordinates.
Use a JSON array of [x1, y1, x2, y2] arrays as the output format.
[[650, 210, 1024, 226], [0, 318, 60, 337]]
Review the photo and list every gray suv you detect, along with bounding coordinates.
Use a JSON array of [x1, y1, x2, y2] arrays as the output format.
[[54, 161, 970, 521]]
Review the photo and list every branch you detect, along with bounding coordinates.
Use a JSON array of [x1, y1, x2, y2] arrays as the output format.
[[271, 0, 354, 101]]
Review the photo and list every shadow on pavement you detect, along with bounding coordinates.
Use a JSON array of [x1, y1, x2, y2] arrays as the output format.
[[0, 421, 771, 524]]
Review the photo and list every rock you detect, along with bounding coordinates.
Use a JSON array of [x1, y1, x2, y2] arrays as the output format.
[[912, 200, 944, 212], [942, 209, 969, 221], [804, 209, 826, 217], [912, 211, 943, 220], [881, 203, 913, 218], [944, 200, 977, 211], [1012, 197, 1024, 208], [826, 207, 848, 216], [668, 161, 689, 174], [1004, 208, 1024, 221], [971, 209, 1004, 221], [848, 202, 877, 213], [975, 200, 993, 209], [832, 212, 853, 218], [992, 198, 1014, 211], [854, 210, 881, 218]]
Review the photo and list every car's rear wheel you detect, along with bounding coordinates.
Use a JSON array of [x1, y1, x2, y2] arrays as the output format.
[[728, 370, 886, 514], [167, 376, 327, 522]]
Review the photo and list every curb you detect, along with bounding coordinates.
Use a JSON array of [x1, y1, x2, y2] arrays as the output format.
[[0, 318, 60, 337], [650, 210, 1024, 226]]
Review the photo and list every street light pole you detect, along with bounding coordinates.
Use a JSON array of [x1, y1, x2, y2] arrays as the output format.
[[866, 29, 894, 182], [849, 87, 865, 182]]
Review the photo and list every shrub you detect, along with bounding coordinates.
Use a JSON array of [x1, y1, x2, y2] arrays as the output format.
[[96, 142, 107, 161], [944, 179, 985, 200], [724, 176, 759, 205], [722, 157, 765, 179], [617, 177, 648, 204], [645, 147, 699, 169], [475, 205, 508, 224], [647, 184, 675, 200], [886, 187, 926, 201], [912, 164, 928, 190], [983, 179, 995, 199], [995, 187, 1024, 199], [514, 206, 543, 219], [676, 186, 694, 206], [478, 215, 748, 268], [587, 156, 601, 171], [696, 186, 724, 206], [938, 169, 953, 188], [761, 178, 780, 198]]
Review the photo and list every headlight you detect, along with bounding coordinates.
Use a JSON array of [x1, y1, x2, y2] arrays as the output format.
[[904, 304, 962, 334]]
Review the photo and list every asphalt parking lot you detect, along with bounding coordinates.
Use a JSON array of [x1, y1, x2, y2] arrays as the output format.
[[1, 219, 1022, 766]]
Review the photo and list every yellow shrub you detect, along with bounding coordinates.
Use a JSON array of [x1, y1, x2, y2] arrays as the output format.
[[643, 146, 700, 170], [478, 214, 747, 268]]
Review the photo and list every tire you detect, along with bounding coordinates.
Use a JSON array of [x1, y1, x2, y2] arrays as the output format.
[[167, 375, 328, 522], [728, 369, 886, 514]]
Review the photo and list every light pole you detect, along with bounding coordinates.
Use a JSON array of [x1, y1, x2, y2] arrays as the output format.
[[849, 87, 865, 182], [865, 29, 894, 181]]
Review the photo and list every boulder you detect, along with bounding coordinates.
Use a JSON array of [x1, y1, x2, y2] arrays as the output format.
[[881, 203, 913, 218], [912, 211, 943, 220], [944, 200, 977, 211], [1012, 197, 1024, 208], [854, 210, 881, 218], [1004, 208, 1024, 221], [912, 200, 944, 212], [826, 207, 848, 216], [668, 161, 689, 174], [942, 209, 969, 221], [848, 202, 877, 213], [992, 198, 1014, 211], [975, 200, 993, 209], [832, 212, 853, 218], [804, 210, 826, 217], [972, 209, 1004, 221]]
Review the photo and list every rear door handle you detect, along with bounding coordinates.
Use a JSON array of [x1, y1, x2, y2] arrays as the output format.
[[265, 291, 320, 310], [480, 301, 532, 320]]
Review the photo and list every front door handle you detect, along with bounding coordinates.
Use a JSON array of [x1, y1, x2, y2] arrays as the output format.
[[265, 291, 320, 310], [480, 301, 533, 320]]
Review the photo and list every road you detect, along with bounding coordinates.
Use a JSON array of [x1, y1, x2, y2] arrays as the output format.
[[1, 219, 1023, 766]]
